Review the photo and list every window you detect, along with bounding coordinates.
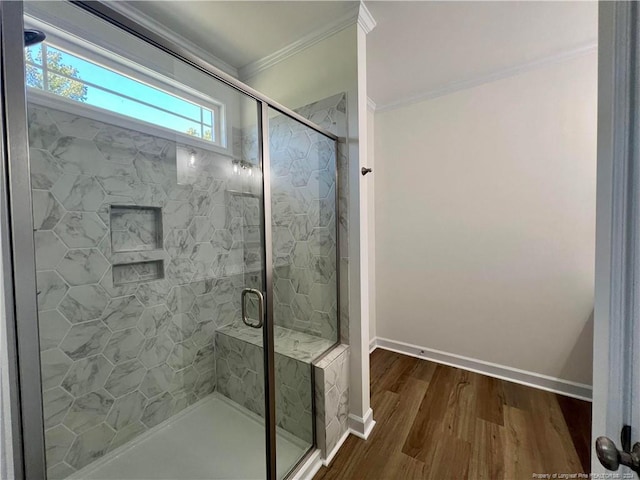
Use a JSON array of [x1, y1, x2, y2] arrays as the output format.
[[25, 41, 222, 145]]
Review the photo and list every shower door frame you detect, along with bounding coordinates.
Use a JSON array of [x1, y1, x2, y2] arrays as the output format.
[[0, 1, 341, 479]]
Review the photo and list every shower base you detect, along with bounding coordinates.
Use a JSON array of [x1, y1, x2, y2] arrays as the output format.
[[68, 394, 310, 480]]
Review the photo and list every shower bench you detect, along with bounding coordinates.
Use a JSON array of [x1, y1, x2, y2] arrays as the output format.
[[214, 323, 349, 459]]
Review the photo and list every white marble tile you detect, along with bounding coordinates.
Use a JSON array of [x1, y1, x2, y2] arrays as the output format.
[[42, 349, 74, 390], [61, 355, 113, 397], [190, 293, 216, 324], [50, 137, 105, 176], [165, 258, 196, 286], [191, 320, 216, 348], [59, 320, 110, 360], [58, 285, 109, 324], [138, 333, 173, 369], [39, 309, 72, 352], [65, 423, 115, 470], [135, 280, 172, 307], [193, 344, 215, 374], [140, 392, 174, 428], [107, 421, 146, 452], [52, 175, 105, 212], [47, 108, 106, 140], [43, 387, 74, 429], [188, 216, 215, 242], [167, 313, 197, 343], [194, 370, 216, 399], [37, 271, 69, 312], [106, 391, 146, 430], [33, 190, 64, 230], [164, 229, 195, 259], [137, 304, 171, 338], [133, 152, 173, 184], [63, 390, 114, 434], [164, 200, 195, 230], [101, 295, 144, 331], [94, 133, 137, 165], [169, 365, 198, 397], [310, 255, 334, 285], [47, 461, 76, 480], [54, 212, 107, 248], [35, 231, 67, 271], [292, 294, 312, 323], [103, 360, 146, 397], [45, 425, 75, 467], [103, 328, 145, 364], [57, 249, 109, 286], [167, 340, 197, 371], [139, 364, 174, 398], [167, 285, 196, 314], [30, 148, 63, 190]]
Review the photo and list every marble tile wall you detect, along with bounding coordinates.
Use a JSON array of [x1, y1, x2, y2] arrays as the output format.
[[215, 328, 314, 444], [28, 102, 250, 478], [295, 94, 350, 345], [29, 92, 349, 478], [241, 94, 347, 343], [313, 345, 350, 460]]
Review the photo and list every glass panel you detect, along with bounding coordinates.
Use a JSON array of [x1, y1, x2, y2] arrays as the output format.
[[268, 107, 339, 478], [25, 3, 270, 479]]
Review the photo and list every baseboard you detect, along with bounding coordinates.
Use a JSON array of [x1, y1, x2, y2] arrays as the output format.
[[372, 337, 593, 401], [369, 337, 377, 353], [291, 449, 323, 480], [348, 408, 376, 440]]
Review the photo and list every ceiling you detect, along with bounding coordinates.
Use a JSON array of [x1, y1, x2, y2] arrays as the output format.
[[129, 1, 356, 70], [128, 1, 598, 109], [365, 1, 598, 108]]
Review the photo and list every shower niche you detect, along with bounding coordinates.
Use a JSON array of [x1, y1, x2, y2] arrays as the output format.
[[110, 205, 165, 285], [110, 205, 163, 253]]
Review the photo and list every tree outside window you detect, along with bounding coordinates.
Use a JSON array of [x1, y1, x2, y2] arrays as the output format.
[[26, 47, 87, 102]]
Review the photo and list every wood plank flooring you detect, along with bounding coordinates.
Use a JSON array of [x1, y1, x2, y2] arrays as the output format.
[[314, 349, 591, 480]]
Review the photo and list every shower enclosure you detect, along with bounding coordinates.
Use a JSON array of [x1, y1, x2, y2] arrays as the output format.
[[0, 1, 340, 479]]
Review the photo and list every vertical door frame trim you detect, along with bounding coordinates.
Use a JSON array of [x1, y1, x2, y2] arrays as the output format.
[[594, 0, 638, 474], [0, 1, 46, 478], [259, 101, 277, 480]]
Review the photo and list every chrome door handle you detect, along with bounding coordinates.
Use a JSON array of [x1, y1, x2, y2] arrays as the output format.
[[241, 288, 264, 329]]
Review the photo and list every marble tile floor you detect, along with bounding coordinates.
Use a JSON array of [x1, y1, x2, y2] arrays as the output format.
[[69, 394, 309, 480]]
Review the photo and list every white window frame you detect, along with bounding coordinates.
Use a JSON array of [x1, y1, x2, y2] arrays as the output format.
[[24, 15, 229, 154]]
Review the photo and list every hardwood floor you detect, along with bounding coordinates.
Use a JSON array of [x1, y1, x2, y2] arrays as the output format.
[[314, 349, 591, 480]]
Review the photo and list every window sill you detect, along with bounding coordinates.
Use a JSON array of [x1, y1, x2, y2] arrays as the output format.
[[27, 88, 232, 158]]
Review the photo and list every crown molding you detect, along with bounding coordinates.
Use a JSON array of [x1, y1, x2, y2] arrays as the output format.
[[367, 97, 377, 112], [105, 2, 240, 78], [358, 2, 377, 34], [374, 41, 598, 113], [240, 1, 376, 81]]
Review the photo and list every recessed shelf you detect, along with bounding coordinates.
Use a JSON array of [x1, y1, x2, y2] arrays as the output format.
[[113, 260, 164, 285], [110, 205, 162, 253]]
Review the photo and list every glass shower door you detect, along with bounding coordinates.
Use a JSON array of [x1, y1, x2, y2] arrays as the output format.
[[268, 107, 339, 478], [23, 3, 273, 479]]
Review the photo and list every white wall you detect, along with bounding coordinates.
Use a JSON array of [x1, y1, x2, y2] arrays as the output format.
[[367, 107, 376, 345], [374, 52, 597, 386]]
